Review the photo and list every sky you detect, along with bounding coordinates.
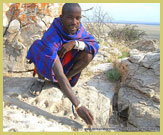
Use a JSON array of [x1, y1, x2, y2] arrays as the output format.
[[79, 3, 160, 24]]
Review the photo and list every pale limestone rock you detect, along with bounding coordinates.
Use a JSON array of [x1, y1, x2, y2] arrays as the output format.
[[141, 52, 160, 68], [129, 49, 140, 56], [42, 16, 54, 27], [8, 19, 20, 33], [3, 12, 8, 27], [118, 52, 160, 131], [132, 40, 158, 52], [36, 18, 48, 31], [129, 54, 144, 64], [88, 63, 113, 73], [108, 48, 122, 56], [118, 87, 160, 131]]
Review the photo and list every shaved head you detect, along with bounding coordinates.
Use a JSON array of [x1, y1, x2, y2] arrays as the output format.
[[60, 3, 82, 35], [62, 3, 81, 15]]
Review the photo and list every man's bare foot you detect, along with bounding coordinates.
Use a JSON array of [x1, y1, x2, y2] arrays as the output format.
[[30, 80, 45, 96]]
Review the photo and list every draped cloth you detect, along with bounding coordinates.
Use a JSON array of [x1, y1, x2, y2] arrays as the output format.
[[26, 17, 99, 87]]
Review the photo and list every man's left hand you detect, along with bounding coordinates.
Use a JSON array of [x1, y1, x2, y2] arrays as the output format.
[[58, 41, 76, 58]]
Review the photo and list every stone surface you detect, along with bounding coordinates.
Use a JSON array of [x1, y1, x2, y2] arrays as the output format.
[[3, 72, 114, 131], [7, 19, 20, 33], [118, 52, 160, 131], [88, 63, 113, 73], [3, 3, 62, 73], [132, 40, 159, 52], [108, 48, 122, 56], [129, 49, 141, 56], [118, 87, 160, 131], [3, 12, 8, 27]]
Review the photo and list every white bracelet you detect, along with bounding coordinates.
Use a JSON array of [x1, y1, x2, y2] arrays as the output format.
[[74, 40, 86, 50], [75, 103, 82, 111], [74, 40, 79, 49]]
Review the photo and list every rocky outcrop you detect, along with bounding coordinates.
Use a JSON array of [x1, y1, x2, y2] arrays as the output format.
[[3, 72, 115, 131], [131, 40, 159, 52], [117, 50, 160, 131], [3, 3, 63, 73]]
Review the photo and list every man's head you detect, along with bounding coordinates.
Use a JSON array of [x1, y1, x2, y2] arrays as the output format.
[[60, 3, 81, 35]]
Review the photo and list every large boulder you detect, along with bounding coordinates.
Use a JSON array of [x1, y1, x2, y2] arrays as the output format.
[[118, 51, 160, 131]]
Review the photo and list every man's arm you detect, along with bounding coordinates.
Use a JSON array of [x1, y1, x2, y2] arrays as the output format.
[[58, 40, 86, 58], [52, 55, 93, 125]]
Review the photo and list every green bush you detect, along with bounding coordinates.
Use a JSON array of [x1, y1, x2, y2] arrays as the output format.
[[108, 24, 146, 43], [108, 58, 112, 63], [118, 51, 130, 59], [106, 68, 121, 82]]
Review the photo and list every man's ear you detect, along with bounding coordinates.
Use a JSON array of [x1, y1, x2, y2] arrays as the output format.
[[60, 15, 63, 23], [60, 15, 63, 19]]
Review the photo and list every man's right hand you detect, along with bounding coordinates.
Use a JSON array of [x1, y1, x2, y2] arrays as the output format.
[[76, 106, 94, 125]]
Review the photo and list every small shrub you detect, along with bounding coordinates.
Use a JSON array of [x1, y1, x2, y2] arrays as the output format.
[[108, 58, 112, 63], [118, 51, 130, 59], [108, 24, 146, 43], [106, 68, 121, 82]]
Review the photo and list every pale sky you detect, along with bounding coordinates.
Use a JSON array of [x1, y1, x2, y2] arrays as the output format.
[[79, 3, 160, 24]]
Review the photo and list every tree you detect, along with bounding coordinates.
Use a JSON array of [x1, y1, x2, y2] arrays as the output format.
[[82, 6, 112, 41]]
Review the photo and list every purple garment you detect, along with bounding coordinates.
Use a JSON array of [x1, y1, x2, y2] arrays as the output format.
[[26, 17, 99, 87]]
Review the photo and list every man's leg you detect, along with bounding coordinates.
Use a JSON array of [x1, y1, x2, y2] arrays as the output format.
[[30, 69, 45, 96], [30, 51, 93, 95], [66, 51, 93, 79], [52, 55, 80, 107]]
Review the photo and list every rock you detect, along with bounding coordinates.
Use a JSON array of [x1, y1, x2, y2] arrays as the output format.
[[129, 49, 141, 56], [128, 54, 144, 64], [3, 46, 33, 72], [36, 18, 48, 31], [3, 74, 115, 131], [132, 40, 158, 52], [93, 54, 105, 62], [42, 16, 54, 27], [140, 52, 160, 68], [123, 53, 160, 100], [12, 41, 26, 50], [118, 52, 160, 131], [118, 87, 160, 131], [8, 19, 20, 33], [88, 63, 113, 73], [7, 33, 17, 43], [151, 61, 160, 76], [3, 12, 8, 27], [74, 79, 114, 127], [107, 39, 113, 43], [48, 4, 61, 17], [108, 48, 122, 56], [99, 50, 111, 58], [101, 44, 111, 50]]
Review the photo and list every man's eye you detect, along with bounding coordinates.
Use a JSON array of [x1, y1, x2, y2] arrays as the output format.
[[76, 17, 81, 20]]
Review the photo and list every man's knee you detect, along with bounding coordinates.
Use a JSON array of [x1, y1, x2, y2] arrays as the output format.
[[81, 51, 93, 64]]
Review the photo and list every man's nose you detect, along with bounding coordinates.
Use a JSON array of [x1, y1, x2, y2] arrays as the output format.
[[72, 18, 78, 25]]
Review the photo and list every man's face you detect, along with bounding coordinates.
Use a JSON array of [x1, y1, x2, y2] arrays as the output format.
[[61, 7, 81, 35]]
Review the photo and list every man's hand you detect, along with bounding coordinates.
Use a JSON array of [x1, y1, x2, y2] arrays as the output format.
[[58, 41, 76, 58], [76, 106, 94, 125]]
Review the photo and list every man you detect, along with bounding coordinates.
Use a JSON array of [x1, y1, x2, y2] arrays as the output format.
[[27, 3, 99, 125]]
